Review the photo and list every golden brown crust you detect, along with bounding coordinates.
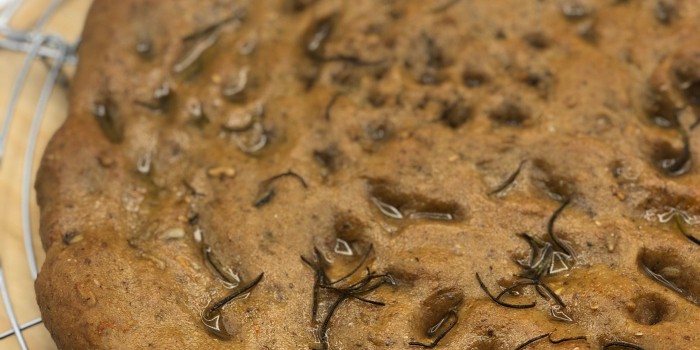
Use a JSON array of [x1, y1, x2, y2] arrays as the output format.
[[36, 0, 700, 349]]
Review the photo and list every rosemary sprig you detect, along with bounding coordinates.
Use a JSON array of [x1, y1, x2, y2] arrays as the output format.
[[322, 54, 384, 66], [134, 82, 172, 111], [203, 245, 240, 287], [324, 92, 341, 120], [201, 272, 264, 338], [652, 125, 692, 177], [638, 261, 685, 295], [475, 273, 536, 309], [431, 0, 461, 13], [182, 8, 246, 41], [489, 160, 526, 196], [547, 199, 573, 257], [408, 309, 459, 348], [301, 246, 394, 349], [305, 15, 335, 60], [300, 247, 331, 321], [548, 334, 586, 344], [303, 14, 384, 66], [673, 213, 700, 246], [329, 245, 374, 286], [205, 273, 264, 317], [92, 93, 124, 144], [603, 341, 645, 349], [476, 203, 574, 320], [514, 333, 549, 350], [513, 332, 587, 349], [254, 171, 308, 207]]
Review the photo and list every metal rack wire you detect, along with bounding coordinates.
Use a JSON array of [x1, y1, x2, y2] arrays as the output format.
[[0, 0, 87, 349]]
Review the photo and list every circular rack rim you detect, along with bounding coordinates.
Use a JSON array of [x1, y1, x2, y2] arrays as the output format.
[[0, 0, 81, 348]]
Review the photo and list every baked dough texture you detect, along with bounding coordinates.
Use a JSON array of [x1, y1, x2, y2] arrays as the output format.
[[35, 0, 700, 349]]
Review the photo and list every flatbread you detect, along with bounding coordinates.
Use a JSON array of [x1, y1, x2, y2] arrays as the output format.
[[35, 0, 700, 348]]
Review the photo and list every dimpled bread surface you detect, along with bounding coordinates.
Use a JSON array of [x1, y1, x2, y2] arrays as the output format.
[[35, 0, 700, 349]]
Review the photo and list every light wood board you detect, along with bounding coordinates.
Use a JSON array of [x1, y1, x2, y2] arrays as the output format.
[[0, 1, 91, 349]]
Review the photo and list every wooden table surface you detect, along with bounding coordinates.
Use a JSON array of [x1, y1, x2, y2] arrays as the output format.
[[0, 1, 91, 349]]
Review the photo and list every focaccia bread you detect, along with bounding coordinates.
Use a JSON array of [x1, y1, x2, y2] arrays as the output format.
[[35, 0, 700, 349]]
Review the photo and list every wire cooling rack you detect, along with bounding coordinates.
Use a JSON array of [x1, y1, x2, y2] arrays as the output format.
[[0, 0, 89, 349]]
